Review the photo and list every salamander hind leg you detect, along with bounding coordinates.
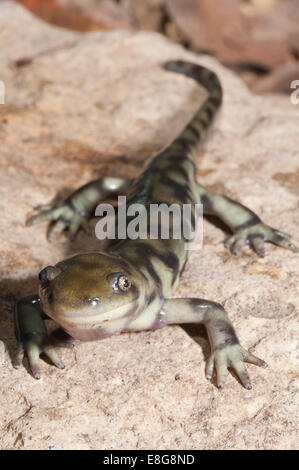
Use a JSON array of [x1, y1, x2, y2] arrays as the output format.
[[162, 298, 267, 389], [198, 184, 298, 256], [27, 177, 133, 241]]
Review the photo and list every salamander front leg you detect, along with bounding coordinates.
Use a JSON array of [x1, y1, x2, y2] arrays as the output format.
[[27, 177, 133, 241], [198, 184, 298, 256], [14, 294, 72, 379], [162, 298, 267, 389]]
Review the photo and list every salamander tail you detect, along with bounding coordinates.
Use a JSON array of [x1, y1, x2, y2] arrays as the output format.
[[164, 60, 222, 151]]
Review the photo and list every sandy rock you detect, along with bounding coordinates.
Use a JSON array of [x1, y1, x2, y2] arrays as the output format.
[[0, 1, 298, 450]]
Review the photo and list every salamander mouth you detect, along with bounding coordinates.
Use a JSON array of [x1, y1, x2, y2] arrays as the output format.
[[38, 285, 142, 341], [38, 284, 57, 319], [38, 284, 48, 303]]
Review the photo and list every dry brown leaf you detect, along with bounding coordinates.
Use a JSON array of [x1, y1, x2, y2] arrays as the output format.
[[15, 0, 135, 31], [252, 62, 299, 93], [58, 0, 136, 29], [121, 0, 164, 31], [251, 0, 299, 44], [241, 0, 280, 17], [165, 0, 292, 69]]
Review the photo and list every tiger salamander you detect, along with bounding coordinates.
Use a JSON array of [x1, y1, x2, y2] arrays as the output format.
[[15, 60, 298, 388]]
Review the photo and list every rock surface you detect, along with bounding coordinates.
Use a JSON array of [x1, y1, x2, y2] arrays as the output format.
[[0, 1, 298, 450]]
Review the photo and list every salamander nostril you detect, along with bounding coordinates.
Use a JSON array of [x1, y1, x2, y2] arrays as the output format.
[[38, 266, 55, 286], [89, 297, 101, 307]]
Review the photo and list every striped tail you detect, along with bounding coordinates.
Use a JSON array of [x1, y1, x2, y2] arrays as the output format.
[[164, 60, 222, 152]]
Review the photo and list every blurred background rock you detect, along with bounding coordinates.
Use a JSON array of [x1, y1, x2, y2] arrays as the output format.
[[13, 0, 299, 94]]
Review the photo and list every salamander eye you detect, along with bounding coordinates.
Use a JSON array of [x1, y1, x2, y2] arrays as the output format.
[[113, 273, 131, 293]]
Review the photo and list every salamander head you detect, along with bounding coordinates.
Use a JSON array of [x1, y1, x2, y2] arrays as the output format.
[[38, 252, 143, 341]]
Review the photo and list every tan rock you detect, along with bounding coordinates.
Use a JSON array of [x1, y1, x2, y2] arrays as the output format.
[[0, 1, 298, 450]]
